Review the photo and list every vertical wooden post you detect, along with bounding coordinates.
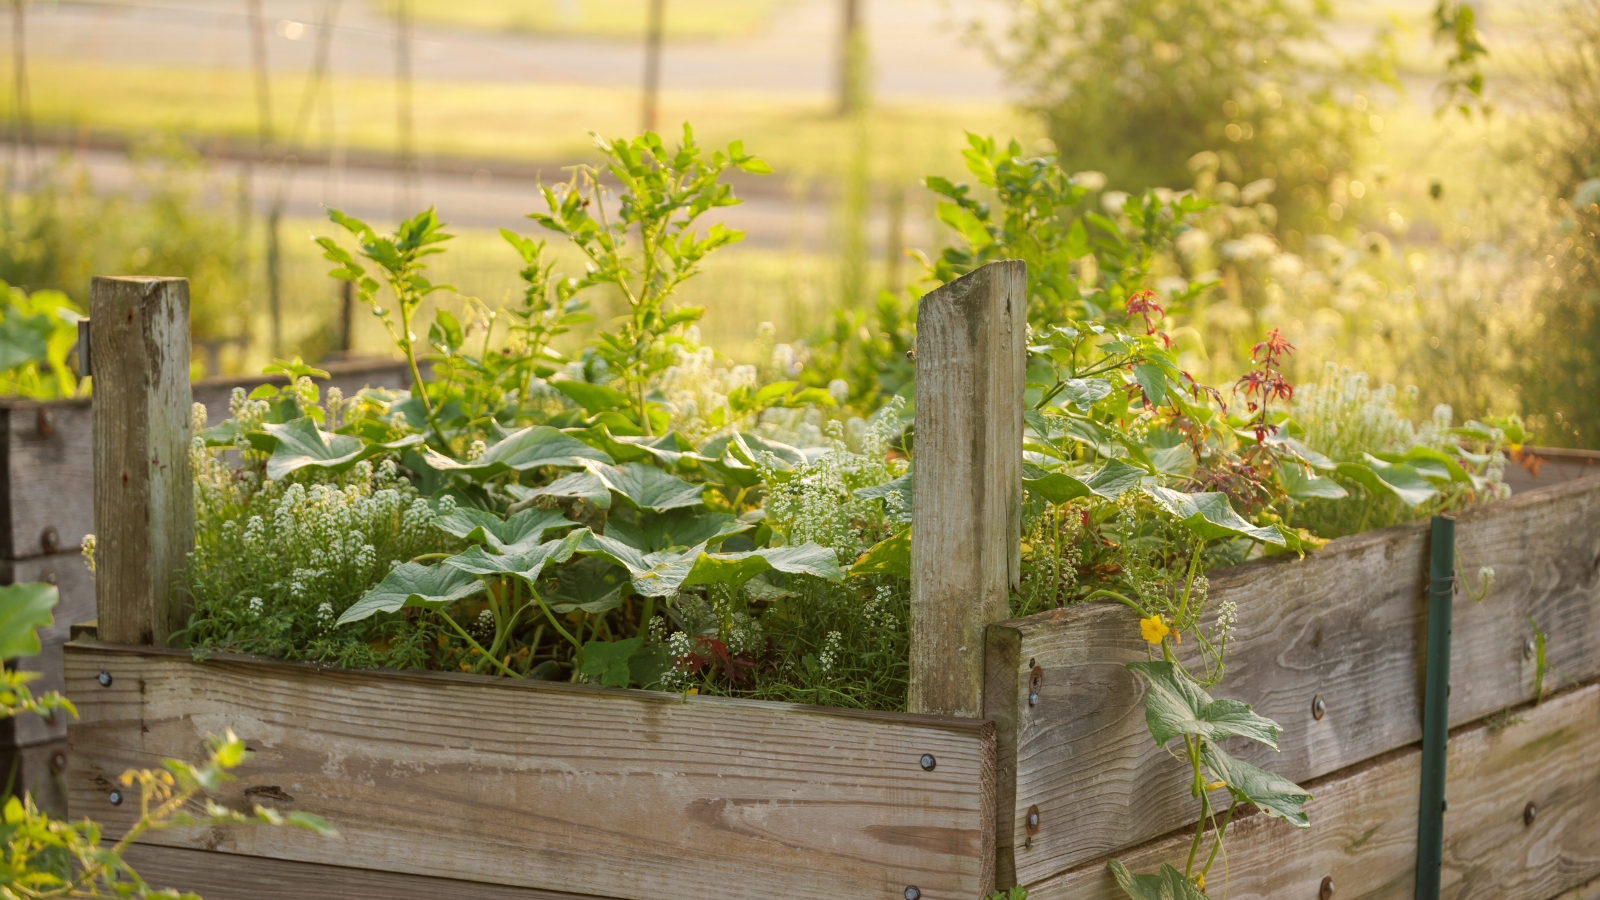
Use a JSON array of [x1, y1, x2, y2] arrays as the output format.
[[910, 260, 1026, 718], [90, 277, 194, 646]]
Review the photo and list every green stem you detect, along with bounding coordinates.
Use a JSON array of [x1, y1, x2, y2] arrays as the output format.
[[1184, 738, 1208, 876], [411, 552, 453, 563], [1175, 542, 1204, 625], [438, 608, 521, 678], [1080, 589, 1150, 618], [532, 593, 582, 649], [1201, 798, 1239, 878]]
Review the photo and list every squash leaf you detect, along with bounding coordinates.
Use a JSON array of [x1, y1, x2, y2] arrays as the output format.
[[0, 583, 57, 659], [337, 563, 485, 625], [422, 426, 612, 479]]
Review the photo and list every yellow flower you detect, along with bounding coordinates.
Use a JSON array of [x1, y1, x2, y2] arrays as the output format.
[[686, 687, 699, 695], [1140, 614, 1170, 645], [1195, 872, 1206, 892]]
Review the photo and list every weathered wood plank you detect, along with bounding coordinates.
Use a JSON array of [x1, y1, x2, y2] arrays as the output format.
[[65, 642, 995, 900], [119, 845, 599, 900], [0, 551, 95, 746], [911, 259, 1026, 721], [989, 475, 1600, 884], [0, 737, 68, 817], [89, 276, 194, 646], [1502, 447, 1600, 496], [0, 399, 93, 560], [1026, 681, 1600, 900]]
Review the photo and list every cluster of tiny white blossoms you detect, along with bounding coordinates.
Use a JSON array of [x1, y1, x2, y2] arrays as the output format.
[[862, 585, 900, 631], [654, 334, 760, 441], [759, 397, 908, 561], [816, 630, 843, 675], [187, 412, 443, 633], [659, 630, 697, 691], [1292, 365, 1433, 463]]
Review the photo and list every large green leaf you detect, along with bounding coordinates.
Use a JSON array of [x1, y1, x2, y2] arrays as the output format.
[[1057, 377, 1113, 411], [435, 507, 575, 554], [1126, 661, 1281, 749], [255, 418, 424, 481], [548, 556, 630, 614], [422, 426, 612, 479], [0, 310, 52, 372], [548, 379, 631, 414], [578, 532, 842, 597], [579, 637, 642, 688], [443, 531, 584, 587], [1200, 743, 1312, 827], [605, 509, 749, 553], [591, 462, 707, 512], [1375, 446, 1473, 485], [1025, 459, 1146, 504], [1144, 486, 1285, 546], [853, 472, 913, 522], [1106, 862, 1208, 900], [850, 528, 910, 577], [1337, 459, 1439, 507], [0, 583, 57, 658], [1282, 464, 1349, 501], [532, 470, 612, 508], [1132, 363, 1168, 408], [337, 563, 485, 624]]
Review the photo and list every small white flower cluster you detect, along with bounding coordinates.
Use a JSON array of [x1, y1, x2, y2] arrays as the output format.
[[1215, 598, 1238, 643], [659, 630, 697, 691], [816, 630, 843, 675], [760, 398, 909, 560], [655, 337, 760, 441], [863, 585, 900, 631]]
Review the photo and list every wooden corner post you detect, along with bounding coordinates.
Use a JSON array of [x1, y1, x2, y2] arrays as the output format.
[[910, 260, 1026, 718], [90, 276, 194, 646]]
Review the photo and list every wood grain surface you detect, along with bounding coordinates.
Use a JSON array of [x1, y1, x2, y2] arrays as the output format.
[[0, 399, 93, 560], [65, 642, 995, 900], [89, 276, 194, 646], [911, 259, 1026, 720], [0, 551, 95, 747], [120, 845, 600, 900], [988, 475, 1600, 885], [1024, 680, 1600, 900]]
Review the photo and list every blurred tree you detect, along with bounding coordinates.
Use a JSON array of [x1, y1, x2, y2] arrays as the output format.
[[1520, 0, 1600, 447], [984, 0, 1395, 237]]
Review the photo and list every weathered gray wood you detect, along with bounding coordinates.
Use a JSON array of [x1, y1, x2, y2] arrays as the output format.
[[88, 276, 193, 646], [0, 737, 68, 818], [0, 399, 93, 560], [1503, 446, 1600, 496], [119, 845, 599, 900], [989, 475, 1600, 885], [1025, 680, 1600, 900], [0, 551, 95, 746], [911, 259, 1026, 720], [65, 642, 996, 900]]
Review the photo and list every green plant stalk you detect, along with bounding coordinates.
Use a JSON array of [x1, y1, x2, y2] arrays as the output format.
[[1200, 797, 1239, 877], [437, 608, 521, 678]]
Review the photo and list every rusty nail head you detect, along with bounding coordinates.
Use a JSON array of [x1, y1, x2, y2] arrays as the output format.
[[905, 350, 915, 361], [903, 887, 920, 900], [919, 754, 936, 772], [1030, 666, 1044, 690], [1312, 695, 1326, 721], [108, 790, 123, 806], [41, 527, 59, 554], [1319, 876, 1334, 899], [97, 671, 112, 688], [1524, 802, 1537, 826], [1029, 691, 1039, 707], [50, 752, 66, 774], [35, 407, 52, 436], [42, 567, 57, 586], [1025, 804, 1041, 835]]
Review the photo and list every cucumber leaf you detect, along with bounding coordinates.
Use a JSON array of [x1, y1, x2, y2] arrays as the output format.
[[1126, 660, 1281, 749], [1200, 742, 1312, 827]]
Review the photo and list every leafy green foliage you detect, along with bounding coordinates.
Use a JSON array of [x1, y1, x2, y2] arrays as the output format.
[[0, 283, 84, 400]]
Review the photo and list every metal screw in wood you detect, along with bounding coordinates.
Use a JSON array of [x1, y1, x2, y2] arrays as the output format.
[[97, 671, 112, 687], [40, 526, 59, 554], [1524, 802, 1537, 826], [1025, 805, 1041, 835], [1319, 875, 1335, 899], [919, 754, 936, 771], [903, 886, 920, 900], [35, 407, 52, 437], [50, 752, 66, 775], [1312, 695, 1326, 721], [108, 791, 122, 806], [1524, 637, 1536, 660]]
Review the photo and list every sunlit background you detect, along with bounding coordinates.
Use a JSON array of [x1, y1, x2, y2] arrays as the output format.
[[2, 0, 1598, 443]]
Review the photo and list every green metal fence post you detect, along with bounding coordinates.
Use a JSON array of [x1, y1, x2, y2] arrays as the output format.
[[1416, 514, 1455, 900]]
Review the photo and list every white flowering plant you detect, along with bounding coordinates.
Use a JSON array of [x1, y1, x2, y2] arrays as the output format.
[[183, 127, 913, 706]]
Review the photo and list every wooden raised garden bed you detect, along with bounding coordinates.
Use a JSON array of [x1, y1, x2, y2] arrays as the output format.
[[64, 271, 1600, 900]]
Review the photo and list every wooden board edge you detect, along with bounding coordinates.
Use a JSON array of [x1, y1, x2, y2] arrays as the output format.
[[1019, 679, 1600, 900], [985, 621, 1023, 889], [120, 844, 604, 900], [63, 639, 992, 735]]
